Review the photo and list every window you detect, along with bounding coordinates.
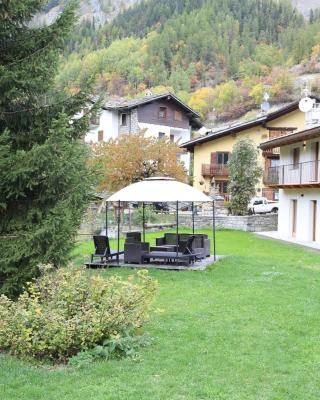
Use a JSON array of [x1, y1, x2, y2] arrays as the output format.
[[253, 200, 263, 205], [217, 152, 229, 165], [158, 132, 165, 139], [218, 181, 228, 194], [90, 114, 100, 126], [120, 113, 127, 126], [292, 199, 297, 237], [292, 147, 300, 168], [270, 158, 280, 167], [98, 130, 104, 142], [170, 134, 174, 143], [159, 107, 167, 119], [174, 111, 182, 121]]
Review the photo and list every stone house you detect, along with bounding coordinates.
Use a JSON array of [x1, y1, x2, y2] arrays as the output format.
[[85, 92, 202, 170]]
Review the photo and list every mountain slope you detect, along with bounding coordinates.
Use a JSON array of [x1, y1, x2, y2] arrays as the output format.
[[34, 0, 140, 26], [37, 0, 319, 28], [48, 0, 320, 125], [57, 0, 306, 91]]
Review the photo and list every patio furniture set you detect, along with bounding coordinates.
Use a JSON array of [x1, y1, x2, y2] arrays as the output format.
[[89, 231, 211, 267], [86, 177, 217, 269]]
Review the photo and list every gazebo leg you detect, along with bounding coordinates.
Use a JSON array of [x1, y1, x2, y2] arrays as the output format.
[[117, 200, 120, 265], [176, 201, 179, 266], [212, 200, 216, 261], [106, 201, 108, 237], [192, 202, 195, 235], [142, 202, 145, 242]]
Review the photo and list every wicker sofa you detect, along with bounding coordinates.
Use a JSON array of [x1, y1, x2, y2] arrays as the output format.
[[156, 233, 210, 258]]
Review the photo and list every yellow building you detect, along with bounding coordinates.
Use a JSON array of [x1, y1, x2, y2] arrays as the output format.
[[181, 101, 309, 200]]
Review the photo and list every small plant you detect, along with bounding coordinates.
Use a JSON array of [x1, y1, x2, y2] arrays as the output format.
[[69, 334, 153, 367], [0, 266, 157, 362]]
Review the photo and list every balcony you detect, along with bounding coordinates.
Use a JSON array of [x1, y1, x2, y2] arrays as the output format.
[[202, 164, 229, 177], [262, 147, 280, 157], [264, 160, 320, 188]]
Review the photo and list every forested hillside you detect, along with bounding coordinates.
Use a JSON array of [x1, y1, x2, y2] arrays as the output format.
[[54, 0, 320, 123]]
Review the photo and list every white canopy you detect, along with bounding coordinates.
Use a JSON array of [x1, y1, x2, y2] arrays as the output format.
[[107, 177, 212, 202]]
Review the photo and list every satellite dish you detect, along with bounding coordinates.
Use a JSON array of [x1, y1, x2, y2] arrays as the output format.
[[299, 97, 314, 113]]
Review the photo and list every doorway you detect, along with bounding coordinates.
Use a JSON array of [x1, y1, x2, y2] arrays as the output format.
[[311, 200, 317, 242], [292, 200, 297, 238]]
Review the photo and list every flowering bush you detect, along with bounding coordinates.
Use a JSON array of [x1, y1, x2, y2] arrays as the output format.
[[0, 266, 156, 362]]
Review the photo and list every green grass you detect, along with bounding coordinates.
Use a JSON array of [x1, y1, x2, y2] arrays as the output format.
[[2, 230, 320, 400]]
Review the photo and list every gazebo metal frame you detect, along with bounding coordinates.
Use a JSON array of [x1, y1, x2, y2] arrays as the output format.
[[105, 199, 216, 264]]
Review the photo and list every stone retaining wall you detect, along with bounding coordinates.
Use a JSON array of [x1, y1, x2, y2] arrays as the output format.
[[78, 207, 278, 240], [179, 213, 278, 232]]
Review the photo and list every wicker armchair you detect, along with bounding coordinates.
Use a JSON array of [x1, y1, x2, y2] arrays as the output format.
[[124, 242, 150, 264]]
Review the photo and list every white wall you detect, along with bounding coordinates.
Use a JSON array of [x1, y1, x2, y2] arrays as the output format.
[[277, 138, 320, 243], [139, 122, 192, 172], [280, 138, 319, 165], [85, 109, 119, 143], [278, 188, 320, 242]]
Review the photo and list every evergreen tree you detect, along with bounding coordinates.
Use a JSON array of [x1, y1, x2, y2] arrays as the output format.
[[228, 138, 263, 216], [0, 0, 94, 297]]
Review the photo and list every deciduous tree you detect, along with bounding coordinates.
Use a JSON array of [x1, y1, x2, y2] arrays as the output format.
[[92, 133, 187, 192]]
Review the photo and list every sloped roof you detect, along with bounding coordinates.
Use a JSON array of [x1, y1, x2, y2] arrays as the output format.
[[259, 125, 320, 150], [103, 92, 200, 118], [180, 97, 320, 150]]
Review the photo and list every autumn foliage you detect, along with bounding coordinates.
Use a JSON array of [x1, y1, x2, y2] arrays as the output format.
[[92, 133, 187, 192]]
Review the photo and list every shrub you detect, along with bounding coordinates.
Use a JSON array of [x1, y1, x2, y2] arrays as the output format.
[[132, 205, 158, 226], [0, 266, 157, 362], [228, 138, 263, 215]]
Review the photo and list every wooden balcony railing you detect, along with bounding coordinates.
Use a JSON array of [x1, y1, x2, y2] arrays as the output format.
[[264, 160, 320, 187], [202, 164, 229, 177], [262, 147, 280, 156]]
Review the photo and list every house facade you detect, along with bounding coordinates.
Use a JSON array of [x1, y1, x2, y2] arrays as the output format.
[[85, 92, 202, 170], [181, 100, 317, 200], [261, 126, 320, 244]]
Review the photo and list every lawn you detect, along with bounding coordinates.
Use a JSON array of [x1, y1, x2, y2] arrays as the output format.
[[2, 230, 320, 400]]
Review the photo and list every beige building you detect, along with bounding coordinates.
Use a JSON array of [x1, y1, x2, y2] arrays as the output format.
[[181, 101, 312, 200]]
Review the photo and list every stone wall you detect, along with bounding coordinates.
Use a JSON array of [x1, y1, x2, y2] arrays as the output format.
[[77, 205, 278, 241], [130, 108, 139, 133], [178, 213, 278, 232]]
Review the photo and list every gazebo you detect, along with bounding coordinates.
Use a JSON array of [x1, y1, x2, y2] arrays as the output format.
[[106, 177, 216, 265]]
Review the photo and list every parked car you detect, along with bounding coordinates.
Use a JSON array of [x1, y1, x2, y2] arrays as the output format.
[[248, 197, 279, 214], [153, 202, 169, 213], [131, 202, 169, 212]]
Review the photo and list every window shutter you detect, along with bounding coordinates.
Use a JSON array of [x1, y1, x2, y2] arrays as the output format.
[[210, 152, 217, 164], [98, 130, 104, 142]]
